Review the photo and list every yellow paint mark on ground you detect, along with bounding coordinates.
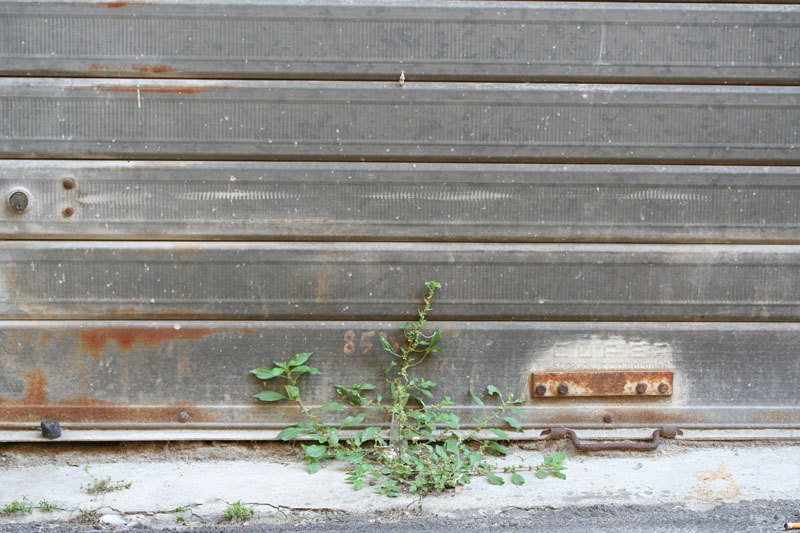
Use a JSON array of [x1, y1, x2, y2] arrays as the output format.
[[690, 465, 741, 502]]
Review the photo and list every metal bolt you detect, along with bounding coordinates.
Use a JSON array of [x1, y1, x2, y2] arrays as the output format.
[[63, 206, 74, 218], [534, 384, 547, 396], [8, 191, 28, 212], [177, 411, 191, 423], [602, 414, 614, 424], [658, 383, 669, 394], [556, 383, 569, 395], [635, 383, 648, 394], [62, 178, 75, 190]]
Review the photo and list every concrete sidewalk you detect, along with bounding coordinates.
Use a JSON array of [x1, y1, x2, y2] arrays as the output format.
[[1, 440, 800, 528]]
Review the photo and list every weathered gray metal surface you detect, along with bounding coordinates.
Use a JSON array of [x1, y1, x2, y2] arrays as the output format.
[[2, 242, 800, 321], [1, 321, 798, 430], [1, 79, 798, 163], [2, 1, 799, 440], [2, 1, 798, 83], [4, 161, 800, 242]]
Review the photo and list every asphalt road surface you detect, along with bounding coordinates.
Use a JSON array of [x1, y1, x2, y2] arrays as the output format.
[[1, 500, 798, 533]]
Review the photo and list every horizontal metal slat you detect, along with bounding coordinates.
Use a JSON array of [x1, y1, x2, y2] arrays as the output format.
[[1, 1, 798, 83], [1, 79, 798, 163], [2, 321, 798, 431], [4, 161, 800, 242], [2, 242, 800, 321]]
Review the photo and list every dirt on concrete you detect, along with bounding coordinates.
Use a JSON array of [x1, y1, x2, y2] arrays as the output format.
[[3, 437, 798, 470], [0, 441, 301, 468]]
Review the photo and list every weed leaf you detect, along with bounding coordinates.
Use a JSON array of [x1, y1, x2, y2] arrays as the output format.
[[490, 428, 509, 440], [276, 426, 307, 441], [486, 472, 504, 486], [511, 472, 525, 486], [468, 388, 484, 407], [549, 452, 567, 463], [320, 402, 347, 410], [303, 444, 327, 459], [378, 334, 394, 354], [340, 413, 366, 428], [254, 390, 286, 402], [284, 384, 300, 400], [250, 367, 282, 380], [488, 442, 508, 455], [361, 426, 381, 442], [289, 352, 313, 367], [503, 416, 522, 431], [292, 365, 320, 375]]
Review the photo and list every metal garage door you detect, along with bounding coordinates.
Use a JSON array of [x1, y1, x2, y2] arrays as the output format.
[[1, 0, 799, 441]]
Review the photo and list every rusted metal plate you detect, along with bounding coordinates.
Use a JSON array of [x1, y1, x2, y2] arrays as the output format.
[[1, 321, 798, 437], [1, 79, 798, 163], [4, 161, 800, 242], [531, 371, 674, 398], [1, 2, 797, 83], [3, 242, 800, 321]]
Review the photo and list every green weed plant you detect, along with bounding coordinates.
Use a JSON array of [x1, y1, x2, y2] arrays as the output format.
[[252, 281, 566, 497]]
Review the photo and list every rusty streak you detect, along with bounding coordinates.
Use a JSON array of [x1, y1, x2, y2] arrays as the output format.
[[98, 86, 215, 95], [79, 327, 215, 358], [0, 368, 216, 423], [0, 403, 216, 423], [95, 2, 155, 8], [132, 65, 174, 74], [23, 369, 48, 404]]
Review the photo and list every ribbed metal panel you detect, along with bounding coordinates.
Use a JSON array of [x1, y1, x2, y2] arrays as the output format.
[[1, 321, 797, 429], [2, 242, 799, 321], [1, 1, 798, 83], [1, 79, 798, 163], [4, 161, 800, 242], [3, 1, 799, 439]]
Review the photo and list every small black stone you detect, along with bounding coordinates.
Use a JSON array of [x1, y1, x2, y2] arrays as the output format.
[[40, 421, 61, 440]]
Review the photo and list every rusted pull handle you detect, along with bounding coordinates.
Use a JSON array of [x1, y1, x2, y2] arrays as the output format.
[[541, 426, 681, 452]]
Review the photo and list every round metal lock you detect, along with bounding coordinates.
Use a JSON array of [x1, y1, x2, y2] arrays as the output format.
[[8, 191, 29, 212]]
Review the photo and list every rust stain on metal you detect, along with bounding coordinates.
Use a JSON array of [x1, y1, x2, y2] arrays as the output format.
[[0, 367, 217, 423], [92, 2, 155, 8], [172, 246, 198, 257], [23, 370, 49, 404], [314, 273, 334, 303], [132, 65, 174, 74], [0, 400, 216, 423], [531, 371, 673, 398], [79, 327, 214, 358], [35, 331, 53, 348], [98, 86, 219, 95], [89, 308, 236, 320]]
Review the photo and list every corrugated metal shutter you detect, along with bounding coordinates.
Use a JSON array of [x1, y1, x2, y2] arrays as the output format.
[[1, 0, 799, 439]]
